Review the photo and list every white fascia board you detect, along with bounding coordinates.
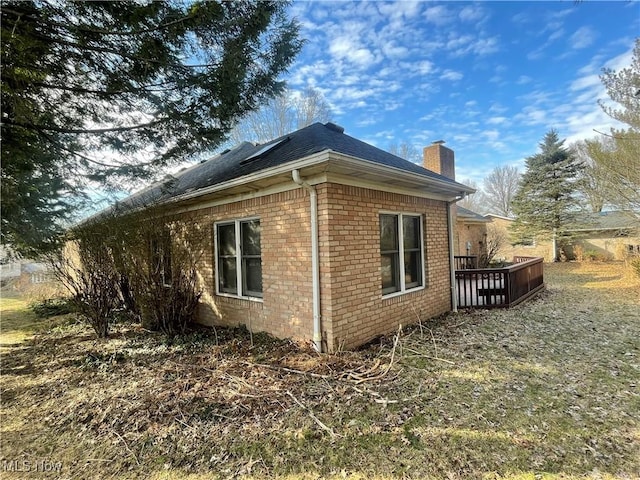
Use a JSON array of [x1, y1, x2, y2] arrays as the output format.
[[484, 213, 515, 221], [325, 151, 475, 199], [323, 172, 454, 202]]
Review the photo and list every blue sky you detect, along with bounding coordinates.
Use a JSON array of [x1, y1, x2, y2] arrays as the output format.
[[284, 1, 639, 184]]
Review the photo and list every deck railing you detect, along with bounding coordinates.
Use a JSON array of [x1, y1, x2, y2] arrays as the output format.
[[454, 255, 478, 270], [454, 256, 544, 309]]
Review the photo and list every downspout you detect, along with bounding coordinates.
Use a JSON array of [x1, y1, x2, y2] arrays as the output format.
[[292, 169, 322, 352], [447, 197, 459, 313]]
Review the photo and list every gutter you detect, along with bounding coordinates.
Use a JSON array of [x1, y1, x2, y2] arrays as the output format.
[[292, 169, 322, 353], [447, 199, 458, 313]]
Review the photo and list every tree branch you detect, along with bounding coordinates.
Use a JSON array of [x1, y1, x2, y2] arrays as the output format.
[[32, 81, 182, 96], [2, 7, 195, 37], [38, 131, 121, 168], [32, 32, 222, 70], [593, 129, 640, 140], [4, 118, 161, 134]]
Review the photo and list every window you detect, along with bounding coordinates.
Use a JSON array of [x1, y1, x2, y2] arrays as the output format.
[[216, 219, 262, 299], [380, 213, 424, 296]]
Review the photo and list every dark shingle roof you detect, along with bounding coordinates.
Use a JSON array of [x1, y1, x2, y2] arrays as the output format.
[[457, 206, 489, 222], [121, 122, 468, 210], [576, 211, 639, 231]]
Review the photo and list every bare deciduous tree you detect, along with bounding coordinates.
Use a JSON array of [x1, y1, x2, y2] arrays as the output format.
[[457, 179, 486, 214], [592, 38, 640, 215], [572, 140, 609, 213], [228, 87, 332, 144], [482, 165, 520, 217], [388, 142, 421, 163]]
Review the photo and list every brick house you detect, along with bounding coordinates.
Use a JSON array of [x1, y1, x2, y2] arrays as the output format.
[[485, 211, 640, 262], [455, 206, 489, 258], [117, 122, 474, 351]]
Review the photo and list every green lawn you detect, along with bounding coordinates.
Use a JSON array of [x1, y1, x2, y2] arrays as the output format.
[[1, 262, 639, 479], [0, 292, 48, 350]]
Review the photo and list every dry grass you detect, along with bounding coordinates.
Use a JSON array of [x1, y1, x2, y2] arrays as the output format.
[[1, 262, 639, 479]]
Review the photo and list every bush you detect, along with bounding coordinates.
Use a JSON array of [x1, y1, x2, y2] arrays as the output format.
[[138, 268, 202, 336], [582, 250, 612, 262], [630, 258, 640, 278], [30, 298, 75, 318]]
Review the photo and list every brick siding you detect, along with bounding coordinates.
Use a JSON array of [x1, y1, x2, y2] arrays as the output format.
[[187, 182, 452, 351], [317, 183, 451, 351]]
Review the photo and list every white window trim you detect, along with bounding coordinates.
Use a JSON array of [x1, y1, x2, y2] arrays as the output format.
[[380, 211, 426, 299], [214, 217, 263, 302]]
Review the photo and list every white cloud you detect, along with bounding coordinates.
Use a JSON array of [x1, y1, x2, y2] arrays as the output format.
[[547, 28, 565, 43], [377, 0, 421, 23], [380, 41, 409, 59], [514, 107, 549, 126], [459, 5, 487, 23], [441, 70, 463, 81], [424, 5, 456, 26], [448, 34, 500, 57], [483, 130, 500, 142], [399, 60, 434, 76], [487, 116, 507, 125], [489, 103, 508, 114], [569, 73, 600, 92], [355, 117, 379, 128], [569, 26, 597, 50]]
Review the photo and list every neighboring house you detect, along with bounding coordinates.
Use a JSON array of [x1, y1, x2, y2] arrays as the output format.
[[484, 211, 640, 261], [568, 211, 640, 260], [108, 122, 474, 351], [0, 245, 54, 287], [0, 245, 21, 282], [455, 206, 489, 258]]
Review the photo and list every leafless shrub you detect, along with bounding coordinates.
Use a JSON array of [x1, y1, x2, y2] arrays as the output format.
[[479, 223, 508, 267], [110, 208, 208, 335], [51, 203, 208, 338], [49, 221, 120, 338]]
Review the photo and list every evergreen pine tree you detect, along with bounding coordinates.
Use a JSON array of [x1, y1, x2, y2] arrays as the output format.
[[1, 1, 302, 256], [511, 130, 583, 261]]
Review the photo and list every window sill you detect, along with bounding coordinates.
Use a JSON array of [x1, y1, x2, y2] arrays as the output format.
[[215, 292, 264, 303], [381, 285, 425, 301]]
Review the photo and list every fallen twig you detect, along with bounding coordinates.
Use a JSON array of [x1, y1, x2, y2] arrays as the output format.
[[286, 390, 337, 438], [402, 347, 456, 365], [381, 324, 402, 376], [249, 362, 332, 379], [111, 429, 140, 466]]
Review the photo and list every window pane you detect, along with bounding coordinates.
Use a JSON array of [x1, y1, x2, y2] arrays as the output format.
[[381, 253, 400, 293], [380, 215, 398, 251], [404, 251, 422, 288], [218, 224, 236, 255], [243, 258, 263, 296], [241, 220, 261, 255], [403, 216, 420, 249], [219, 258, 237, 294]]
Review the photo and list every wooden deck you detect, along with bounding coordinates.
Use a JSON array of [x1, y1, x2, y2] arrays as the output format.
[[454, 256, 544, 309]]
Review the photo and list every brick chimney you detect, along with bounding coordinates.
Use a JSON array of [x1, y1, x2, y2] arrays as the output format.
[[423, 140, 455, 180]]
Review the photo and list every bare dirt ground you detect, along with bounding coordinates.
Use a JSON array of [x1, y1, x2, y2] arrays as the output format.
[[1, 262, 638, 479]]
